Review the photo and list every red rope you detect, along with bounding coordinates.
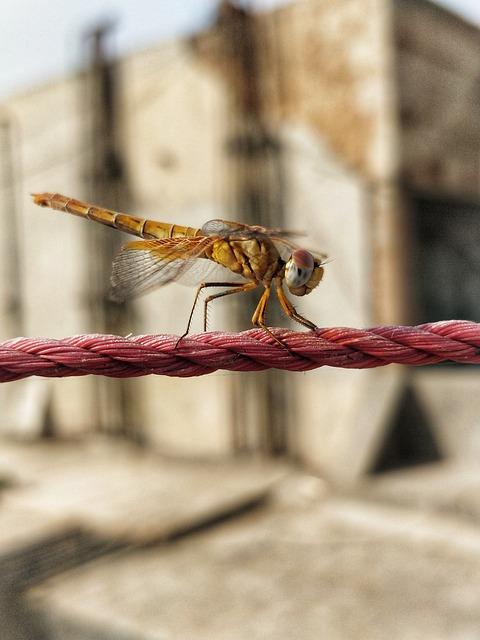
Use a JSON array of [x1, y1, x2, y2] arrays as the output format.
[[0, 320, 479, 382]]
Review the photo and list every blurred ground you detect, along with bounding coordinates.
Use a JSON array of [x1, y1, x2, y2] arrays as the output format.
[[2, 438, 480, 639]]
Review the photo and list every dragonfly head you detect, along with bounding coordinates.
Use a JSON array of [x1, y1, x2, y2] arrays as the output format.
[[285, 249, 324, 296]]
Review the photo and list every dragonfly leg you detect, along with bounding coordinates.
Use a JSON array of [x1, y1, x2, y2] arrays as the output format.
[[203, 282, 258, 331], [175, 281, 256, 348], [251, 286, 293, 351], [251, 286, 270, 326], [274, 277, 317, 330], [177, 283, 207, 345]]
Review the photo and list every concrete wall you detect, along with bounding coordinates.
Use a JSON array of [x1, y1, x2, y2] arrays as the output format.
[[394, 0, 480, 198], [0, 42, 237, 452], [0, 76, 98, 438], [271, 0, 399, 183], [267, 0, 407, 325], [392, 0, 480, 472], [279, 124, 384, 480]]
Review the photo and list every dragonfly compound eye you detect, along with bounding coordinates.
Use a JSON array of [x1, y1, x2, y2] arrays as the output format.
[[285, 249, 315, 290]]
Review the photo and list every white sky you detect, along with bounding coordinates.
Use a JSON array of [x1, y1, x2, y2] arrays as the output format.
[[0, 0, 479, 100]]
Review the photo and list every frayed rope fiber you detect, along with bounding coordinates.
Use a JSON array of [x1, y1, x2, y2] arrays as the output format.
[[1, 320, 479, 382]]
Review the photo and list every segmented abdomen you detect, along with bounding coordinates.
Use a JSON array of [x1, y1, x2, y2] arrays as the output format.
[[32, 193, 201, 240]]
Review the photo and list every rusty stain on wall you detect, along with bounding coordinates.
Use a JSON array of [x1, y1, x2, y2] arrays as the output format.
[[276, 0, 377, 178], [195, 0, 383, 179]]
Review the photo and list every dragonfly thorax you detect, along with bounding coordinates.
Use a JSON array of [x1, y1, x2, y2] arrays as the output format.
[[207, 238, 282, 283]]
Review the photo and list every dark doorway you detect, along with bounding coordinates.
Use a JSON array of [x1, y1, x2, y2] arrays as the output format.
[[411, 193, 480, 323]]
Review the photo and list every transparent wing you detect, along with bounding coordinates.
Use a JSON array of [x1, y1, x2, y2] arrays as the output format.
[[110, 236, 216, 301], [201, 219, 240, 236], [201, 218, 305, 240], [202, 218, 314, 262], [175, 260, 247, 286]]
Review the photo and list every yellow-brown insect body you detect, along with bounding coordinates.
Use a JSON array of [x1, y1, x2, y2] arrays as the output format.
[[32, 192, 326, 336], [32, 193, 201, 240], [205, 237, 282, 284]]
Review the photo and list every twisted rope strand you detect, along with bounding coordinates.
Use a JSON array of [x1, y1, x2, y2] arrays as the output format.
[[1, 320, 479, 382]]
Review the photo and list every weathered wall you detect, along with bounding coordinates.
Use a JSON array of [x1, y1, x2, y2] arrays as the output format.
[[279, 124, 384, 479], [197, 0, 399, 183], [267, 0, 408, 326], [394, 0, 480, 198], [272, 0, 398, 183], [121, 42, 240, 455], [392, 0, 480, 476], [0, 77, 98, 438]]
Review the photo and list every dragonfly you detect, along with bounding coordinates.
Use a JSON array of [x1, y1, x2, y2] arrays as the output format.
[[32, 193, 327, 342]]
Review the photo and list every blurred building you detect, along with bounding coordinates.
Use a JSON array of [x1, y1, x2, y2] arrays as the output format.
[[0, 0, 480, 482]]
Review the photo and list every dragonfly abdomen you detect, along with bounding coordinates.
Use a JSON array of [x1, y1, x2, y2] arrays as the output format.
[[32, 193, 202, 240]]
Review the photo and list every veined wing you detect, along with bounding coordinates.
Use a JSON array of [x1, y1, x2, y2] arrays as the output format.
[[201, 218, 305, 240], [174, 260, 247, 287], [110, 236, 246, 301]]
